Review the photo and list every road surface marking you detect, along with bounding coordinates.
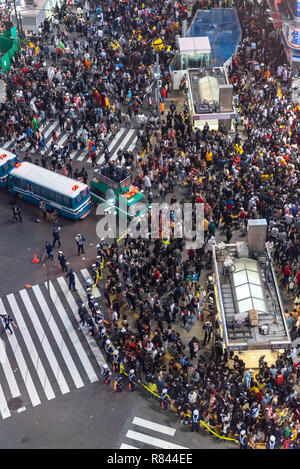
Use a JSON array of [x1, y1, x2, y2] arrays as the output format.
[[46, 281, 98, 384], [7, 294, 56, 401], [19, 289, 70, 395], [132, 417, 176, 436], [0, 298, 41, 408], [32, 285, 84, 389]]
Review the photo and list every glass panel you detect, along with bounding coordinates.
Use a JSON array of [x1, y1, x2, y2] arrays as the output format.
[[244, 259, 258, 271], [233, 270, 248, 286], [235, 284, 250, 301], [252, 298, 267, 313], [247, 270, 260, 285], [249, 284, 264, 299], [238, 298, 253, 313], [234, 259, 247, 271]]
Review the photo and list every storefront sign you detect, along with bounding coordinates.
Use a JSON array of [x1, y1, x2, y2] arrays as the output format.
[[282, 22, 300, 51]]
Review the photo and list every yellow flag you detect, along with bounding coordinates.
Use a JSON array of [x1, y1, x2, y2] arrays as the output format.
[[35, 46, 39, 55], [277, 86, 282, 99]]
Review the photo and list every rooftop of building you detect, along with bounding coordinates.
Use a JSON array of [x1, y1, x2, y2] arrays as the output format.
[[212, 241, 291, 352], [187, 8, 242, 66], [187, 67, 233, 115]]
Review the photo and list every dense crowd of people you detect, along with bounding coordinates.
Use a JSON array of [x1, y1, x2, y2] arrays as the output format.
[[2, 0, 300, 449]]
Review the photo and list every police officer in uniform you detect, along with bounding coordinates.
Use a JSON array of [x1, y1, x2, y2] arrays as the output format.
[[160, 389, 171, 410], [52, 228, 61, 248], [100, 328, 108, 349], [45, 241, 54, 260], [115, 374, 123, 392], [66, 269, 76, 291], [78, 303, 88, 326], [128, 369, 137, 391], [113, 349, 120, 373], [0, 314, 15, 335], [239, 429, 249, 449], [102, 364, 111, 385], [190, 409, 200, 432], [105, 339, 113, 363], [58, 251, 68, 272]]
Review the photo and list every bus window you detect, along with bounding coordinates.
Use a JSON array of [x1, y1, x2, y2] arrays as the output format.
[[75, 193, 83, 204], [34, 184, 40, 196], [55, 192, 63, 205], [81, 188, 88, 199], [62, 196, 71, 208]]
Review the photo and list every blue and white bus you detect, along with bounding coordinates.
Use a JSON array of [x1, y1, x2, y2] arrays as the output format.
[[0, 149, 18, 187], [8, 162, 91, 220]]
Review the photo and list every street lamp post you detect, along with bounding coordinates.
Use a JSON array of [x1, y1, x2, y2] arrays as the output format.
[[153, 53, 161, 124]]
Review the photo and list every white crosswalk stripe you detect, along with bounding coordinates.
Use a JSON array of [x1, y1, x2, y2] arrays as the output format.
[[2, 121, 139, 165], [119, 416, 188, 450], [0, 269, 106, 421], [111, 129, 136, 161], [7, 294, 56, 401], [0, 298, 41, 408]]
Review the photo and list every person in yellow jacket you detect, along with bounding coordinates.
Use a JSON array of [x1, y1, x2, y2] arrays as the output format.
[[147, 381, 159, 398], [206, 150, 213, 166]]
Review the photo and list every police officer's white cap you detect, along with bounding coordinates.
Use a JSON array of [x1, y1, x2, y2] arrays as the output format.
[[162, 389, 167, 394], [106, 339, 111, 345], [270, 435, 275, 442], [103, 364, 108, 369], [240, 430, 246, 436], [97, 244, 100, 248], [193, 409, 199, 416], [92, 264, 96, 267], [90, 296, 95, 300], [114, 349, 119, 355], [58, 251, 63, 254], [97, 256, 101, 259], [129, 369, 135, 374], [208, 276, 213, 281]]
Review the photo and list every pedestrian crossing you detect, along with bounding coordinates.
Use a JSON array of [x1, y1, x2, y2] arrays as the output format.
[[2, 119, 139, 165], [0, 268, 105, 421], [120, 416, 188, 450]]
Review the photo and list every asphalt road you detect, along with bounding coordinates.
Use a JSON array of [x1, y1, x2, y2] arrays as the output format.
[[0, 180, 237, 450], [0, 378, 234, 450]]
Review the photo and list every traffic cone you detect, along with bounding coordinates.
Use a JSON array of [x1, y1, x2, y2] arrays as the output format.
[[32, 253, 39, 264], [63, 166, 68, 176]]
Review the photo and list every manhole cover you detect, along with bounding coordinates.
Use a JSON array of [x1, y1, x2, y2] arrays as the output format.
[[7, 397, 23, 410]]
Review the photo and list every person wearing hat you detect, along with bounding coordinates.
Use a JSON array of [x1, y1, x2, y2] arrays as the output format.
[[58, 251, 68, 272], [45, 241, 54, 260], [128, 369, 137, 392], [160, 389, 171, 410], [112, 349, 120, 373], [114, 372, 123, 393], [239, 429, 249, 449], [266, 434, 278, 449], [105, 339, 113, 363], [66, 269, 76, 291], [75, 233, 85, 255], [102, 363, 111, 385], [52, 227, 61, 248], [190, 409, 200, 432]]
